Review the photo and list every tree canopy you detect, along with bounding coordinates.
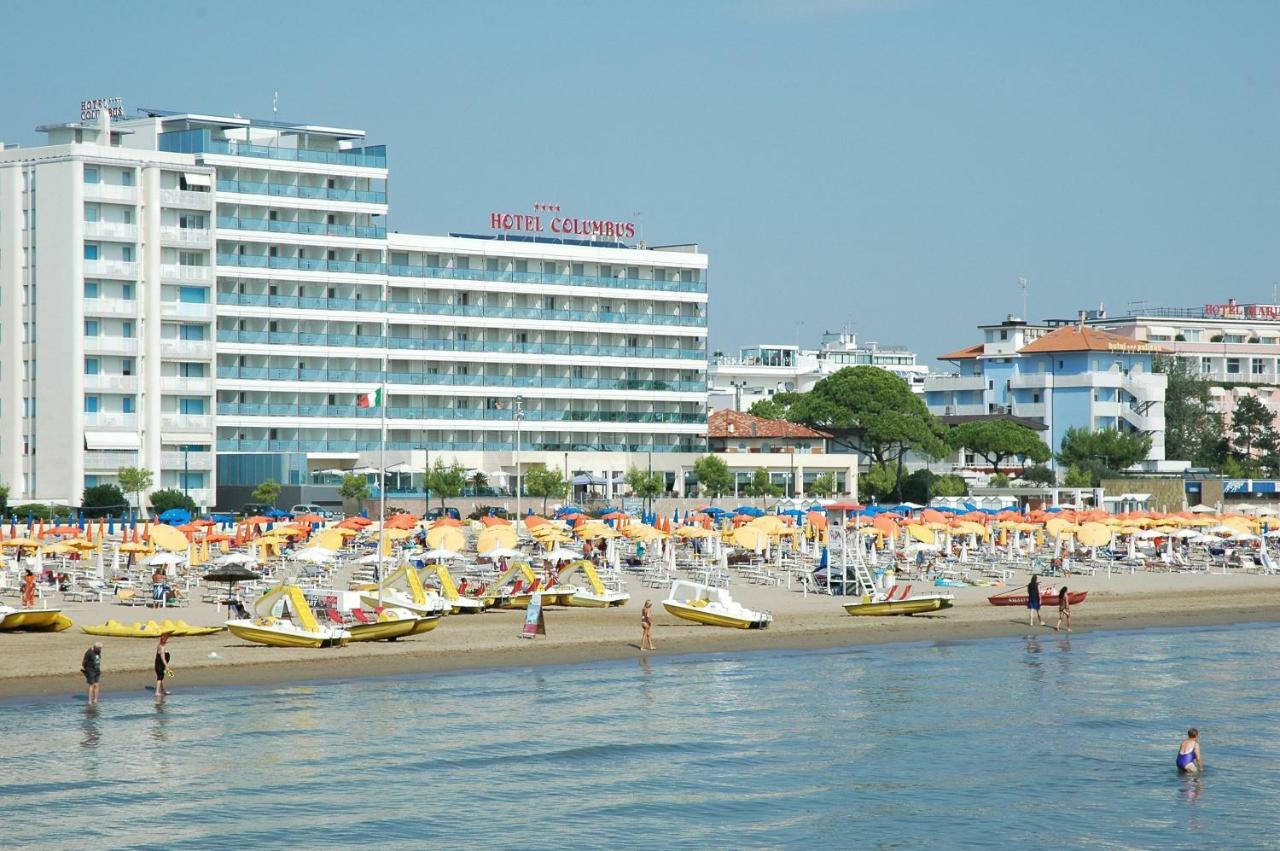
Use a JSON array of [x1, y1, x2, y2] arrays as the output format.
[[947, 419, 1051, 474], [693, 455, 733, 499], [1230, 395, 1277, 467], [117, 467, 153, 518], [147, 488, 197, 516], [1056, 427, 1151, 473], [427, 460, 468, 509], [747, 398, 787, 420], [626, 468, 665, 501], [524, 465, 569, 513], [338, 474, 371, 507], [783, 367, 945, 500], [1154, 355, 1225, 468], [743, 467, 781, 498], [251, 478, 282, 507]]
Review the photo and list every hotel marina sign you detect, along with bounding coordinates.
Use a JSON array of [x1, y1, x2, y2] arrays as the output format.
[[1204, 302, 1280, 320], [80, 97, 125, 122], [489, 203, 636, 240]]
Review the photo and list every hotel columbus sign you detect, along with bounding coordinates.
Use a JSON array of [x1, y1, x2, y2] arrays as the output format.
[[489, 203, 636, 240], [80, 97, 125, 121]]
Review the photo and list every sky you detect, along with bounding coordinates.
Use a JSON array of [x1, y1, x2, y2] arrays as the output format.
[[6, 0, 1278, 363]]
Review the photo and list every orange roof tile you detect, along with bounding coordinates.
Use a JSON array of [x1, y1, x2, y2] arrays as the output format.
[[937, 342, 983, 361], [707, 409, 831, 440], [1017, 325, 1171, 355]]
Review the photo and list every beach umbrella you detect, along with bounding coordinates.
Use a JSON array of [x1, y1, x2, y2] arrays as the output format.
[[145, 552, 185, 566], [420, 548, 464, 561], [203, 564, 262, 614], [216, 552, 257, 566], [543, 546, 583, 562], [294, 548, 335, 564], [479, 546, 525, 561]]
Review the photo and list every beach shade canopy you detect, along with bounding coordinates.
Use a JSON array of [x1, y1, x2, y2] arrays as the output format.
[[203, 565, 261, 585], [479, 546, 525, 560], [419, 548, 464, 561], [293, 547, 335, 564], [731, 525, 769, 552], [216, 552, 257, 566], [426, 526, 466, 551], [554, 506, 585, 517], [543, 546, 584, 562], [145, 552, 186, 566], [477, 526, 518, 553], [733, 506, 765, 517]]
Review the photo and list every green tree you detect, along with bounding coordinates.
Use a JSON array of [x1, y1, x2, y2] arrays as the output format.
[[693, 455, 733, 499], [1230, 395, 1278, 469], [251, 478, 283, 507], [858, 465, 896, 503], [524, 465, 569, 514], [1020, 464, 1056, 486], [148, 488, 198, 516], [117, 466, 154, 520], [747, 398, 786, 420], [1056, 427, 1152, 473], [784, 367, 946, 501], [1154, 356, 1224, 467], [338, 474, 371, 512], [899, 469, 934, 504], [947, 419, 1050, 475], [0, 482, 8, 516], [468, 471, 488, 496], [427, 459, 467, 510], [933, 474, 968, 497], [81, 483, 129, 519], [626, 467, 666, 510], [13, 503, 71, 522], [808, 472, 836, 497], [1062, 465, 1095, 488], [988, 473, 1011, 488], [744, 467, 781, 498]]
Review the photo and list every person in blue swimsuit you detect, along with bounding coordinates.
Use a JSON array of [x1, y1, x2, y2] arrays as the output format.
[[1176, 728, 1202, 774], [1027, 574, 1043, 627]]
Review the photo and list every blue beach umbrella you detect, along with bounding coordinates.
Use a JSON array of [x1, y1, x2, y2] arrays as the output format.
[[107, 515, 115, 536]]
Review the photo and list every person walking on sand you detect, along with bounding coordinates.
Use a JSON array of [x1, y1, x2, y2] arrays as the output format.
[[1056, 585, 1071, 632], [20, 569, 37, 608], [154, 633, 173, 698], [640, 600, 656, 652], [81, 641, 103, 704], [1027, 574, 1044, 627], [1177, 728, 1203, 774]]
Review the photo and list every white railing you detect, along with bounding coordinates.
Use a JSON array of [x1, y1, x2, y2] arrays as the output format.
[[83, 374, 138, 393], [160, 376, 213, 394], [84, 337, 139, 356], [83, 451, 140, 470], [83, 221, 138, 241], [84, 183, 137, 203], [161, 451, 214, 470], [924, 374, 986, 390], [159, 189, 212, 209], [83, 411, 138, 428], [161, 264, 213, 283], [83, 259, 138, 279], [159, 338, 214, 358], [83, 297, 138, 317], [160, 226, 212, 245], [161, 413, 213, 432], [160, 301, 214, 320]]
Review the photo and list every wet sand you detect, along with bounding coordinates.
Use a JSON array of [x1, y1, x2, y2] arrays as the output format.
[[2, 571, 1277, 702]]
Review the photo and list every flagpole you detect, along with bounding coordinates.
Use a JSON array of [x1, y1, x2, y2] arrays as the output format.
[[377, 368, 387, 608]]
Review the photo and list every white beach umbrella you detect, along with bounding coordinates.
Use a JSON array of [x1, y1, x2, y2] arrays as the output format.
[[217, 552, 257, 566], [480, 547, 525, 561], [146, 552, 185, 566], [421, 548, 464, 561], [294, 548, 334, 564], [1188, 504, 1217, 514], [543, 547, 583, 562]]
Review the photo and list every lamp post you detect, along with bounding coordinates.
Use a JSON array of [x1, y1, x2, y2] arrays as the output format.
[[182, 445, 190, 501], [514, 395, 524, 520]]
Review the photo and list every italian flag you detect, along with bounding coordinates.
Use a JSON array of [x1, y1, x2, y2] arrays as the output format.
[[356, 388, 382, 408]]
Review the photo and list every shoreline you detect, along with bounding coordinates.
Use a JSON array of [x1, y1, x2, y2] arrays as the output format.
[[3, 584, 1277, 703]]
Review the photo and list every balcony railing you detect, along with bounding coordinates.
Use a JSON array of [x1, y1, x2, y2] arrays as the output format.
[[216, 438, 700, 454], [83, 450, 140, 470], [83, 221, 137, 241], [216, 253, 385, 276], [214, 365, 705, 393], [83, 297, 138, 317], [83, 259, 138, 279], [386, 337, 706, 361], [162, 264, 213, 283], [216, 178, 386, 205], [160, 226, 213, 245], [83, 411, 137, 428], [160, 451, 214, 470], [161, 413, 213, 431], [160, 376, 214, 394], [216, 329, 384, 348], [388, 263, 705, 294], [216, 403, 703, 423], [159, 188, 213, 209], [83, 183, 137, 203], [160, 301, 214, 320], [216, 216, 386, 240], [84, 337, 139, 356], [217, 292, 382, 313], [159, 338, 213, 357], [83, 374, 138, 393]]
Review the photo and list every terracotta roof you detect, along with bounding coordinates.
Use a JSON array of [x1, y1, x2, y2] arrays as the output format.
[[706, 409, 831, 440], [1018, 325, 1170, 355], [937, 342, 983, 361]]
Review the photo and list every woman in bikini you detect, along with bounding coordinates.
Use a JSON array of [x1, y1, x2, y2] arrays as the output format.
[[640, 600, 655, 652]]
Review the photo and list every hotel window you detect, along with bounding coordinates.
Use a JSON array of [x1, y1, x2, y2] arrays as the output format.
[[179, 251, 203, 267], [179, 362, 204, 378], [121, 245, 134, 262], [179, 398, 206, 415], [1226, 358, 1241, 375], [84, 243, 100, 261], [1200, 357, 1212, 373], [122, 358, 134, 376], [84, 395, 100, 413], [84, 167, 99, 184], [1253, 359, 1266, 375], [84, 203, 100, 222], [84, 320, 100, 337], [123, 397, 135, 414], [121, 283, 134, 300], [179, 214, 205, 229], [180, 324, 206, 341], [180, 287, 207, 304], [485, 258, 499, 273], [83, 281, 99, 299], [121, 321, 135, 339], [120, 170, 133, 187], [84, 358, 99, 375]]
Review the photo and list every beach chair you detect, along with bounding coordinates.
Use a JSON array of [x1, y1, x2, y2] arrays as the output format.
[[325, 608, 350, 626], [351, 609, 377, 625]]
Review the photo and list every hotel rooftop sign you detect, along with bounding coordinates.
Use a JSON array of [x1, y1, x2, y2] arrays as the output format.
[[489, 203, 636, 240], [1204, 302, 1280, 320], [80, 97, 125, 122]]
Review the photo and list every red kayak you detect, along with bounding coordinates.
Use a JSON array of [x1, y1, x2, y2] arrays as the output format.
[[988, 590, 1088, 607]]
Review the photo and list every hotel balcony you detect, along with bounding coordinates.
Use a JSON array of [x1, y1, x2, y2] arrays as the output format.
[[216, 216, 386, 240], [83, 450, 141, 471], [923, 374, 987, 392], [215, 179, 387, 206], [162, 264, 213, 283], [160, 451, 214, 470], [160, 130, 386, 169], [83, 259, 138, 279], [160, 226, 213, 247], [388, 263, 706, 295], [160, 301, 215, 321], [83, 221, 138, 241], [215, 253, 386, 276], [83, 297, 138, 318], [83, 411, 138, 429], [159, 188, 212, 210], [159, 338, 214, 358], [161, 376, 214, 394], [83, 183, 137, 204], [161, 413, 213, 432], [84, 337, 139, 356], [83, 374, 139, 393]]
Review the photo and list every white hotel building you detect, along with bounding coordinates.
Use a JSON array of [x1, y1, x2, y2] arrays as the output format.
[[0, 106, 713, 509]]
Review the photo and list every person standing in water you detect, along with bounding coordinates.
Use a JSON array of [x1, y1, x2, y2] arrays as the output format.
[[81, 642, 103, 705], [640, 600, 656, 652], [1177, 728, 1202, 774], [1027, 574, 1044, 627], [154, 633, 173, 699], [1056, 585, 1072, 632]]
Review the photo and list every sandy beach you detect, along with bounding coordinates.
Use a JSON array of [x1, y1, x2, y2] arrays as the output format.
[[2, 570, 1277, 702]]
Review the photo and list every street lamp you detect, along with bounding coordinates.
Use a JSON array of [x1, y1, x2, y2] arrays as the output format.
[[182, 445, 190, 501], [514, 395, 524, 520]]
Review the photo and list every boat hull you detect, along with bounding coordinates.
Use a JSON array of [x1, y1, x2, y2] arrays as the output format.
[[82, 620, 223, 638], [843, 596, 954, 617], [449, 597, 486, 614], [662, 601, 770, 629], [346, 618, 418, 642], [988, 591, 1088, 607], [357, 593, 450, 619], [226, 620, 349, 648], [0, 609, 72, 632], [563, 591, 631, 608], [407, 615, 444, 635]]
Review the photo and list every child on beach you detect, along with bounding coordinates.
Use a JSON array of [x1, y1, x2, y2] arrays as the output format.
[[1056, 585, 1071, 632]]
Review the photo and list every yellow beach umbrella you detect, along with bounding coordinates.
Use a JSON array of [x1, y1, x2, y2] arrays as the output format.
[[675, 526, 712, 539], [1076, 522, 1112, 547], [905, 524, 934, 544], [149, 524, 189, 553], [425, 526, 466, 551], [312, 529, 347, 552], [731, 525, 769, 552], [1, 537, 41, 548], [477, 525, 518, 553]]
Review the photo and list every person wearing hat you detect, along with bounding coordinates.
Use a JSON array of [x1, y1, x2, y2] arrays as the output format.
[[81, 642, 103, 705]]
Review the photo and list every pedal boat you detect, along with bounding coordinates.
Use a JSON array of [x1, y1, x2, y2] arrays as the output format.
[[226, 585, 350, 648], [662, 580, 772, 629], [0, 606, 74, 632]]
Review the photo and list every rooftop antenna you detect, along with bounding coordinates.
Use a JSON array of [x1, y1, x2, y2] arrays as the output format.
[[272, 91, 279, 121], [633, 210, 644, 246], [1017, 276, 1029, 321]]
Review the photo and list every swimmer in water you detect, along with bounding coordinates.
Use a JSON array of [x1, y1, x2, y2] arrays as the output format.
[[1176, 728, 1202, 774]]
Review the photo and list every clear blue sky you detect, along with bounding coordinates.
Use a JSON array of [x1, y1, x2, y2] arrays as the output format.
[[7, 0, 1278, 361]]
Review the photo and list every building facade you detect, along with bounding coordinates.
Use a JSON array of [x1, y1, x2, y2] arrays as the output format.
[[924, 317, 1169, 466], [0, 104, 729, 510], [708, 328, 926, 411]]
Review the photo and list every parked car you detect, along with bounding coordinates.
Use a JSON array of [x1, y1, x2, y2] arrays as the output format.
[[240, 503, 292, 520], [425, 507, 462, 521], [290, 503, 337, 519]]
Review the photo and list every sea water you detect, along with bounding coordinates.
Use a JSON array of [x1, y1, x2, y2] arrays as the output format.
[[1, 623, 1278, 850]]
